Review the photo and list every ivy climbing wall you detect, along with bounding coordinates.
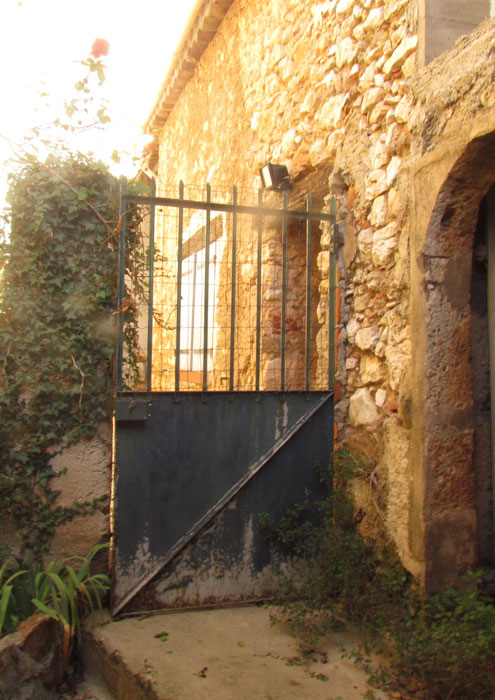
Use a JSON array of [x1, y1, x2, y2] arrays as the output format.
[[0, 157, 123, 561]]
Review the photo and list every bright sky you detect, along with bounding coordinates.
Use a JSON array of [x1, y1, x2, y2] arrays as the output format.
[[0, 0, 197, 203]]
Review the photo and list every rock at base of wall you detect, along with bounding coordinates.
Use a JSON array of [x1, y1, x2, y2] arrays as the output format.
[[0, 614, 66, 700]]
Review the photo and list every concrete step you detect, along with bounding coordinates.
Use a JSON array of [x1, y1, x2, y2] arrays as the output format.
[[81, 606, 389, 700], [82, 614, 155, 700]]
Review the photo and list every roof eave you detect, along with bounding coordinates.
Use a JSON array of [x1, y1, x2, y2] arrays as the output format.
[[144, 0, 235, 137]]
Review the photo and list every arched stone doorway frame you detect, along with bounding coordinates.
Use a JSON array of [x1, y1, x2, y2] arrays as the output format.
[[410, 109, 495, 591]]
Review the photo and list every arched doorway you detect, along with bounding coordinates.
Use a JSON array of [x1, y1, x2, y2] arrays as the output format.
[[471, 187, 495, 571], [410, 131, 495, 591]]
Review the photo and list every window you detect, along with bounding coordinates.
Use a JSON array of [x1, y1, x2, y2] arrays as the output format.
[[179, 215, 225, 376]]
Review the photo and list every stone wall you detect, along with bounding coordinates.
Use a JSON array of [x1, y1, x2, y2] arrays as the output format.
[[147, 0, 495, 587], [149, 0, 420, 575]]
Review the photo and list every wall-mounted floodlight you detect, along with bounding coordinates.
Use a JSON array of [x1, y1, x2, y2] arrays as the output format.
[[259, 163, 292, 192]]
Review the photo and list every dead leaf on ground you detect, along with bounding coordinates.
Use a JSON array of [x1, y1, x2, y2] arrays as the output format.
[[154, 631, 169, 643], [286, 655, 303, 666], [194, 666, 208, 678]]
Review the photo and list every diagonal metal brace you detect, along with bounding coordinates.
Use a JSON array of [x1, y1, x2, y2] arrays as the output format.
[[112, 392, 332, 615]]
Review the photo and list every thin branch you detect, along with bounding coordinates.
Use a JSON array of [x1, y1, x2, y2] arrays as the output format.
[[71, 355, 85, 418]]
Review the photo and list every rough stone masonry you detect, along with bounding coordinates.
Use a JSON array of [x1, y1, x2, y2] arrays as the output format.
[[141, 0, 495, 590]]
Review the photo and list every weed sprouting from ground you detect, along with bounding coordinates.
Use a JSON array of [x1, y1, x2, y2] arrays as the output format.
[[262, 450, 495, 700]]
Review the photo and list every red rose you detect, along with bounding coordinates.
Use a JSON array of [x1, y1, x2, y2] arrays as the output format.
[[91, 38, 110, 58]]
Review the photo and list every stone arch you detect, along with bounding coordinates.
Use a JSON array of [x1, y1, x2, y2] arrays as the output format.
[[410, 130, 495, 591]]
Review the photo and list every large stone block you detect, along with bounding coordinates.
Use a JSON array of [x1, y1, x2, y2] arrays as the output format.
[[372, 222, 398, 266], [360, 354, 387, 384], [365, 169, 388, 200], [355, 326, 379, 351], [0, 615, 65, 700], [383, 35, 418, 74], [349, 387, 379, 425]]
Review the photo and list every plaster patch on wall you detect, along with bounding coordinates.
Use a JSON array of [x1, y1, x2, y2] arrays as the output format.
[[50, 423, 111, 560]]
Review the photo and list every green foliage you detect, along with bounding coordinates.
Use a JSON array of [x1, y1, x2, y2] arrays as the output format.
[[265, 450, 495, 700], [0, 155, 118, 556], [394, 571, 495, 698], [0, 560, 27, 637], [0, 155, 144, 558], [0, 543, 110, 644]]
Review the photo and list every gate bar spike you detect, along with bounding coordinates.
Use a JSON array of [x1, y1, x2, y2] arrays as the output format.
[[116, 177, 127, 392], [175, 181, 185, 392], [203, 183, 211, 391], [281, 190, 289, 392], [329, 197, 337, 392], [229, 186, 237, 391], [146, 178, 156, 393], [305, 194, 313, 391], [255, 189, 263, 391]]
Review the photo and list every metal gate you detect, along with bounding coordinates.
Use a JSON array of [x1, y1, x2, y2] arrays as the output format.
[[112, 182, 336, 616]]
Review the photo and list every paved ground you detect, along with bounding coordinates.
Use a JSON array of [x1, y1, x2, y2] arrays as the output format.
[[78, 605, 393, 700]]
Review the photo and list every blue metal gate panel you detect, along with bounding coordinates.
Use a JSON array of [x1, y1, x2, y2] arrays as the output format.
[[113, 391, 333, 615]]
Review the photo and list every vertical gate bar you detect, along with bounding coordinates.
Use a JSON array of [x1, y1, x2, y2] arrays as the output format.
[[329, 197, 337, 391], [116, 177, 127, 392], [281, 190, 288, 392], [202, 183, 211, 391], [328, 397, 335, 520], [255, 189, 263, 391], [305, 195, 313, 391], [175, 181, 185, 392], [486, 186, 495, 563], [229, 186, 237, 391], [146, 178, 156, 393], [190, 253, 197, 372]]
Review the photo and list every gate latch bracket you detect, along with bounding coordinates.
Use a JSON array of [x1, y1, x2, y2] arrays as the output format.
[[116, 398, 148, 422]]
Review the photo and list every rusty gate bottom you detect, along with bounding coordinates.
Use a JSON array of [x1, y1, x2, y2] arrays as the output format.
[[112, 391, 333, 616]]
